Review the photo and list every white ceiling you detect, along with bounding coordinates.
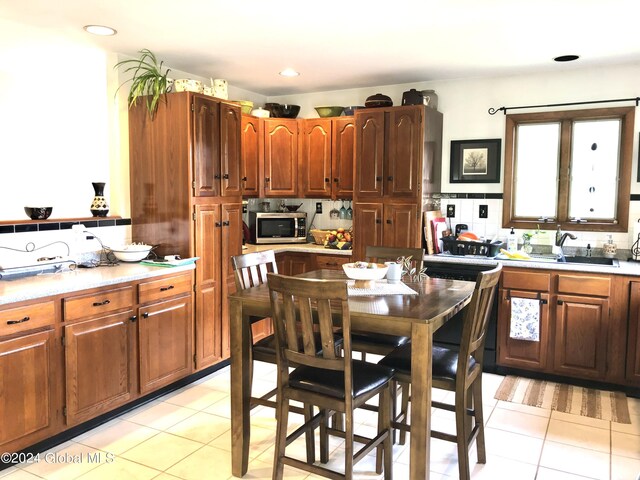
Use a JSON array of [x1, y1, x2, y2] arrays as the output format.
[[2, 0, 640, 96]]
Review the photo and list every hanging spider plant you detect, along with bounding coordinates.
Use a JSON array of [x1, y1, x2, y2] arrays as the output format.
[[114, 49, 171, 119]]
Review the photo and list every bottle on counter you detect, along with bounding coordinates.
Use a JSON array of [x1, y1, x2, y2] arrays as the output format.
[[603, 235, 617, 258], [507, 228, 518, 253]]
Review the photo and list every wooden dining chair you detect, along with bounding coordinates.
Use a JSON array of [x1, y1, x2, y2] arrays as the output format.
[[267, 273, 394, 480], [378, 264, 502, 480], [232, 250, 343, 414], [349, 246, 425, 361]]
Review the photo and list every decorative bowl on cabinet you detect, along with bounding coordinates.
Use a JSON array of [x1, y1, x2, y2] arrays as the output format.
[[315, 106, 344, 117]]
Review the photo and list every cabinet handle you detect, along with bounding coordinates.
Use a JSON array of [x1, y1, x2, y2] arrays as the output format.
[[557, 300, 564, 305], [325, 177, 330, 183], [387, 176, 393, 181], [375, 176, 382, 182], [327, 262, 338, 267], [265, 177, 270, 183], [214, 174, 221, 179], [334, 178, 339, 183], [7, 316, 30, 325], [223, 173, 229, 179], [142, 312, 149, 319], [130, 315, 137, 322], [242, 176, 248, 182], [386, 219, 392, 224], [215, 222, 222, 227], [92, 299, 111, 307], [222, 221, 230, 227], [160, 285, 175, 292], [375, 219, 381, 224]]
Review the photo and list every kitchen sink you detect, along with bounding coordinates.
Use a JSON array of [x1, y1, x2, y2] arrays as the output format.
[[561, 256, 619, 266]]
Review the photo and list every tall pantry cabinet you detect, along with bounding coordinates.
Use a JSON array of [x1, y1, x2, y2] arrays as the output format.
[[128, 92, 242, 370], [352, 105, 443, 259]]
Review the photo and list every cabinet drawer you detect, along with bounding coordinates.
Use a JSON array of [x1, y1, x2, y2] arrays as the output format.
[[557, 274, 611, 297], [63, 286, 134, 322], [138, 273, 192, 304], [315, 254, 350, 270], [502, 270, 550, 291], [0, 300, 55, 337]]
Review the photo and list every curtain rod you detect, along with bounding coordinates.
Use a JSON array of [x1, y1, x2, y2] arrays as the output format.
[[488, 97, 640, 115]]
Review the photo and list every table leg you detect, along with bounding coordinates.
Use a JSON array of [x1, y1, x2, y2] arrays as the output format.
[[230, 297, 251, 477], [409, 322, 433, 479]]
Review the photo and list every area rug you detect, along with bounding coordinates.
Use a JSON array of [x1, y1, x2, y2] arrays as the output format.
[[494, 375, 631, 424]]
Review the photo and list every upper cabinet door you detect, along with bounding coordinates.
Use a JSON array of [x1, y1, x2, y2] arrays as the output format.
[[302, 119, 332, 198], [332, 117, 355, 199], [355, 110, 384, 198], [193, 96, 220, 197], [219, 102, 242, 197], [387, 107, 422, 198], [241, 115, 260, 197], [263, 118, 299, 197]]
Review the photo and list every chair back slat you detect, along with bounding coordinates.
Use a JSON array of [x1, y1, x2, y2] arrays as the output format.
[[365, 245, 425, 270], [232, 250, 278, 290], [267, 273, 350, 374], [458, 265, 501, 374]]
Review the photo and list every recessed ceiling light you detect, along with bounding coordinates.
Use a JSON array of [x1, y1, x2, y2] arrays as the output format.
[[279, 68, 300, 77], [83, 25, 117, 36], [553, 54, 579, 62]]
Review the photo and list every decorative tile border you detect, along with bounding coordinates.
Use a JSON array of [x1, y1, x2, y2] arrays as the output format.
[[0, 218, 131, 235]]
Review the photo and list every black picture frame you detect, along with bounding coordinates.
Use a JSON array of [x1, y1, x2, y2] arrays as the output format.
[[637, 132, 640, 182], [450, 138, 501, 183]]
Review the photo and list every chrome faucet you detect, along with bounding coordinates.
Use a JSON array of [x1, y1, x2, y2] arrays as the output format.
[[553, 227, 577, 262]]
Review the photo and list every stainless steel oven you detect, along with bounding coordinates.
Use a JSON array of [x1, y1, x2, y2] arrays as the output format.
[[248, 212, 307, 244]]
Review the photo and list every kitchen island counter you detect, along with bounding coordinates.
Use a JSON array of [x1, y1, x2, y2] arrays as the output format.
[[243, 242, 353, 256]]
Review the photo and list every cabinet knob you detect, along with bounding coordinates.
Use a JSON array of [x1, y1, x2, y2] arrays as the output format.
[[215, 222, 222, 227], [375, 219, 381, 224], [222, 221, 230, 227], [386, 219, 392, 224], [130, 315, 137, 322], [223, 173, 229, 180], [265, 177, 270, 184], [242, 176, 248, 182], [325, 177, 330, 183], [214, 174, 221, 179], [557, 300, 564, 305], [334, 178, 339, 183], [142, 312, 149, 319], [92, 299, 111, 307], [7, 316, 30, 325], [375, 176, 382, 182], [387, 176, 393, 181]]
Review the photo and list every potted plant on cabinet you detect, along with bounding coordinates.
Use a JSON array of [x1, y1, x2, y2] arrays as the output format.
[[114, 48, 171, 119]]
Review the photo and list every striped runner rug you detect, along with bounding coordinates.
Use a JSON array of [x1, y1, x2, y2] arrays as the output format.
[[494, 375, 631, 424]]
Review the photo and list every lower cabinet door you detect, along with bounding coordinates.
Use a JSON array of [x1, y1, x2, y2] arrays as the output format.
[[64, 312, 135, 425], [0, 330, 55, 447], [139, 296, 193, 394]]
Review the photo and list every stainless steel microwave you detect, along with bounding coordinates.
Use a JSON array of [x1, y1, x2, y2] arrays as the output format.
[[248, 212, 307, 244]]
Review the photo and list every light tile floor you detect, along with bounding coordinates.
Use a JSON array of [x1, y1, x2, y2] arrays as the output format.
[[2, 362, 639, 480]]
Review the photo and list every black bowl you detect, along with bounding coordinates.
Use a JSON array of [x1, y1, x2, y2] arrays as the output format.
[[277, 104, 300, 118], [264, 103, 281, 117], [25, 206, 52, 220]]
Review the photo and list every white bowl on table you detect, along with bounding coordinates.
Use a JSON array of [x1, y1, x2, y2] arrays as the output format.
[[342, 262, 388, 288]]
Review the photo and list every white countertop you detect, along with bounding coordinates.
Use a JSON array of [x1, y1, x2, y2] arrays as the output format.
[[243, 243, 353, 256], [0, 262, 196, 306]]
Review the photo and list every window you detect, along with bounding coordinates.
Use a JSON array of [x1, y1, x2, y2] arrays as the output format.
[[503, 107, 634, 232]]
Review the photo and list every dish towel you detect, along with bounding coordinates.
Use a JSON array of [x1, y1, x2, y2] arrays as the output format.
[[509, 297, 540, 342]]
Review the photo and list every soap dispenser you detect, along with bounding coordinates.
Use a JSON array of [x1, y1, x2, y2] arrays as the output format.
[[603, 235, 617, 258], [507, 228, 518, 252]]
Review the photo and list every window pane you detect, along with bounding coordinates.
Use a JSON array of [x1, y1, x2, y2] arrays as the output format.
[[569, 119, 620, 220], [514, 123, 560, 218]]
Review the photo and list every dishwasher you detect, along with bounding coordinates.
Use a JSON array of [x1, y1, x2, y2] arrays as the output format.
[[423, 259, 499, 372]]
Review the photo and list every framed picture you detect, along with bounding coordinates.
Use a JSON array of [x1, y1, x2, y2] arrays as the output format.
[[637, 132, 640, 182], [450, 138, 501, 183]]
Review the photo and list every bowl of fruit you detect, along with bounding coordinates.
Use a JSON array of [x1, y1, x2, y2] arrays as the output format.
[[342, 261, 388, 288], [323, 228, 353, 250]]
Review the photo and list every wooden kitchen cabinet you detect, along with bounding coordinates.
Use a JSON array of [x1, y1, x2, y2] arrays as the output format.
[[241, 114, 260, 197], [275, 252, 315, 276], [0, 329, 56, 449], [263, 118, 299, 197], [627, 281, 640, 385], [64, 311, 135, 425], [129, 91, 242, 372], [353, 105, 442, 256], [314, 253, 350, 270], [497, 270, 552, 371], [301, 117, 355, 199], [352, 202, 419, 261]]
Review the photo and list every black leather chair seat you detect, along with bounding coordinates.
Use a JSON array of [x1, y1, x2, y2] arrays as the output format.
[[254, 332, 343, 357], [378, 343, 476, 382], [351, 332, 409, 348], [289, 360, 394, 399]]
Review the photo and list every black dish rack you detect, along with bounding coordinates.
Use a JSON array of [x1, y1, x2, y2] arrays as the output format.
[[441, 236, 504, 257]]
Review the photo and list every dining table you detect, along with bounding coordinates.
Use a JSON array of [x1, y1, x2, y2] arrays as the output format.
[[229, 269, 476, 479]]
